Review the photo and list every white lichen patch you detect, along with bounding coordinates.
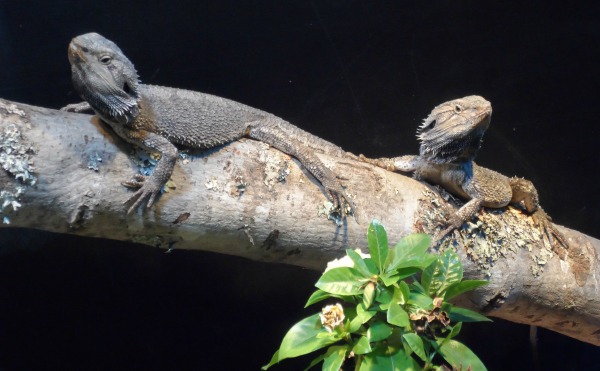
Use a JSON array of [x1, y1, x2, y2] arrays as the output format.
[[0, 124, 36, 186], [259, 149, 291, 190], [418, 188, 554, 277], [1, 187, 25, 224], [2, 103, 25, 117], [317, 201, 343, 226], [204, 177, 220, 191], [87, 152, 102, 171], [178, 150, 191, 165], [232, 175, 247, 197]]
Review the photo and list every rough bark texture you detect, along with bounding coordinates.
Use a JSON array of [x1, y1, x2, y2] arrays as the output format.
[[1, 98, 599, 346]]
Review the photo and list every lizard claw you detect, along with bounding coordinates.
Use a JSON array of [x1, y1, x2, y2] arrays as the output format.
[[122, 174, 146, 189], [122, 174, 162, 214], [531, 208, 568, 249], [326, 187, 356, 221]]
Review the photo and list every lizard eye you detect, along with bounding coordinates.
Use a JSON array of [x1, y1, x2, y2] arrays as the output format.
[[454, 105, 462, 113], [99, 55, 112, 64]]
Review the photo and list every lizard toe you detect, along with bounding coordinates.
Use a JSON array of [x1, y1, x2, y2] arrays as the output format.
[[122, 174, 147, 189]]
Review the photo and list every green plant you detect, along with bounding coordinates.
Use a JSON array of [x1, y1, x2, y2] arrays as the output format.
[[263, 220, 491, 371]]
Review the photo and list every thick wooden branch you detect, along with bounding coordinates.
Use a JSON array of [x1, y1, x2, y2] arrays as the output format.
[[1, 98, 599, 346]]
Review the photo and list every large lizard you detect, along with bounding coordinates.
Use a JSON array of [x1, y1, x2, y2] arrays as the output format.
[[62, 33, 355, 215], [360, 95, 564, 245]]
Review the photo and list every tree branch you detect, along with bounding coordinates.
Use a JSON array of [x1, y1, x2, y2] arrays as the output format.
[[1, 98, 599, 346]]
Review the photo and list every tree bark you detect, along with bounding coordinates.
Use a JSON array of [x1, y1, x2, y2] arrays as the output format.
[[1, 98, 599, 346]]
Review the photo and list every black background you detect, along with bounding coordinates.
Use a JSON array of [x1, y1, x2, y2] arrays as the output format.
[[1, 1, 599, 370]]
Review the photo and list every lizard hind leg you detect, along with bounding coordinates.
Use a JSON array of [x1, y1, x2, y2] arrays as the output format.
[[247, 123, 355, 217], [432, 198, 483, 245]]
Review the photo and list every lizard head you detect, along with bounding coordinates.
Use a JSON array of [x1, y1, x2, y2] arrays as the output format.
[[417, 95, 492, 164], [67, 32, 140, 124]]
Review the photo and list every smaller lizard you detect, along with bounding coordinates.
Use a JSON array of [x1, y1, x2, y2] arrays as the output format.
[[61, 33, 355, 216], [360, 96, 564, 245]]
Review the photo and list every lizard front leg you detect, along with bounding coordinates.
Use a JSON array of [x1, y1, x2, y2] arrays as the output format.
[[120, 129, 178, 214], [61, 101, 93, 113], [358, 154, 419, 173], [247, 122, 354, 214]]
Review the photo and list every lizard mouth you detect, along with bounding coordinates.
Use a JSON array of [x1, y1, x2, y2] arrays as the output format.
[[68, 43, 85, 65]]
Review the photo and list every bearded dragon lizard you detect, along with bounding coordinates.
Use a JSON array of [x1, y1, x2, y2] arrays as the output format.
[[62, 33, 355, 215], [360, 96, 564, 245]]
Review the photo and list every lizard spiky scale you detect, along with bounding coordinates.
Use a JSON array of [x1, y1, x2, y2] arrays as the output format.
[[62, 33, 355, 216]]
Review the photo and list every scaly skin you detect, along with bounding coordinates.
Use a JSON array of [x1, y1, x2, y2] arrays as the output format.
[[62, 33, 355, 215], [360, 96, 565, 246]]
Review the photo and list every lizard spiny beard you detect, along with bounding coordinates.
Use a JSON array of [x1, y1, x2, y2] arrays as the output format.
[[417, 112, 487, 164]]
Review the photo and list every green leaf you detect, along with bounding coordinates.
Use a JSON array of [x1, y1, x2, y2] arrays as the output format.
[[347, 249, 376, 277], [394, 266, 423, 280], [448, 322, 463, 339], [437, 339, 487, 371], [305, 290, 332, 308], [262, 350, 280, 370], [421, 250, 463, 297], [316, 267, 369, 296], [276, 313, 340, 363], [352, 336, 372, 355], [367, 320, 393, 342], [387, 302, 409, 327], [379, 273, 400, 287], [410, 281, 426, 295], [303, 352, 326, 371], [322, 345, 347, 371], [386, 233, 433, 273], [363, 258, 378, 275], [402, 333, 427, 362], [407, 292, 433, 310], [350, 306, 377, 333], [360, 349, 420, 371], [363, 282, 376, 309], [449, 307, 492, 323], [444, 280, 488, 300], [375, 285, 394, 305], [367, 220, 389, 273], [398, 281, 410, 305]]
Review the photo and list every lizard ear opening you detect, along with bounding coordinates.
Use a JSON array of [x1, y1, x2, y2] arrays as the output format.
[[123, 82, 132, 94], [424, 119, 437, 131], [418, 118, 437, 135]]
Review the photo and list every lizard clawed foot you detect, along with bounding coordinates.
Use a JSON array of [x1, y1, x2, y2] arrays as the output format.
[[326, 187, 356, 221], [430, 214, 464, 246], [122, 174, 162, 214], [530, 208, 568, 249]]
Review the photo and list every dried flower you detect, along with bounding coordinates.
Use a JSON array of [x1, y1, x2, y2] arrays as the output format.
[[320, 303, 345, 332]]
